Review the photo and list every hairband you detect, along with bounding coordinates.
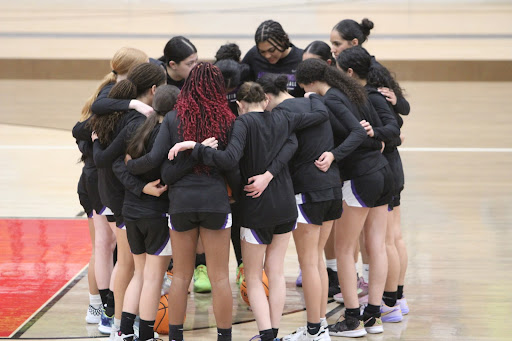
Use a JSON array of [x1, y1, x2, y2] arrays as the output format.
[[112, 70, 118, 75]]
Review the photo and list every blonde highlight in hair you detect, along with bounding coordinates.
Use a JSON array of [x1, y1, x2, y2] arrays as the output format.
[[79, 47, 148, 122]]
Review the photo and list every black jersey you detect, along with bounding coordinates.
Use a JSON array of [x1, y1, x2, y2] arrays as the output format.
[[90, 83, 131, 116], [370, 56, 410, 116], [324, 87, 388, 180], [93, 110, 146, 215], [112, 124, 169, 220], [365, 85, 400, 144], [191, 95, 328, 229], [275, 98, 341, 196], [149, 58, 185, 89], [242, 45, 305, 98], [127, 110, 238, 215]]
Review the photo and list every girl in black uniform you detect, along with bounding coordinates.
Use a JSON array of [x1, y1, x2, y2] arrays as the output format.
[[168, 81, 329, 341], [338, 46, 409, 320], [329, 18, 410, 304], [90, 63, 166, 336], [302, 42, 341, 298], [155, 36, 198, 89], [242, 20, 304, 97], [257, 74, 342, 340], [127, 63, 234, 341], [296, 59, 393, 337], [113, 85, 179, 341], [72, 47, 149, 335]]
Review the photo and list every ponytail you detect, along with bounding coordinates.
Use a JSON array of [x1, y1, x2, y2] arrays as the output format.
[[257, 73, 288, 96], [237, 82, 266, 103], [79, 47, 148, 122]]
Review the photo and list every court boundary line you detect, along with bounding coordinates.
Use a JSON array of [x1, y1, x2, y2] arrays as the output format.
[[7, 265, 89, 339]]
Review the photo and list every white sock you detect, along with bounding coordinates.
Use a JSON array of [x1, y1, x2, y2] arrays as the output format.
[[320, 317, 327, 327], [363, 264, 370, 283], [114, 317, 121, 329], [89, 293, 102, 306], [326, 259, 337, 272]]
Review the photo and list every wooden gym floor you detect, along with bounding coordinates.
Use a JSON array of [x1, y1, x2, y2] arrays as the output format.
[[0, 1, 511, 340]]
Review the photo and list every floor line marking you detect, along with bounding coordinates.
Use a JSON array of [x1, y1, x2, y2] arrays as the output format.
[[9, 265, 89, 338]]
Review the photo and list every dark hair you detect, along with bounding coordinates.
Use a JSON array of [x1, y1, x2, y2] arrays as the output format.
[[215, 43, 242, 62], [257, 73, 288, 96], [237, 82, 266, 103], [338, 46, 404, 98], [175, 62, 235, 173], [333, 18, 374, 45], [160, 36, 197, 65], [304, 41, 335, 65], [153, 84, 180, 114], [126, 84, 179, 159], [337, 46, 372, 79], [214, 59, 241, 91], [255, 20, 291, 52], [90, 63, 166, 145], [295, 58, 366, 107]]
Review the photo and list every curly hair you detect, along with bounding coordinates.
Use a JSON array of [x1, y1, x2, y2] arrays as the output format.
[[175, 62, 236, 174]]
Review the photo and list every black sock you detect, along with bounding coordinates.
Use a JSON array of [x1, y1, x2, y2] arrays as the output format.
[[195, 253, 206, 267], [345, 308, 360, 319], [259, 329, 274, 341], [105, 290, 115, 317], [383, 291, 398, 307], [364, 304, 381, 317], [272, 328, 279, 338], [397, 285, 404, 299], [139, 319, 155, 341], [120, 312, 136, 335], [168, 258, 174, 271], [99, 288, 109, 308], [217, 327, 232, 341], [169, 324, 184, 341], [307, 322, 321, 335]]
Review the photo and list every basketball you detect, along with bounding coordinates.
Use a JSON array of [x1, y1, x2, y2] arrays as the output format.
[[240, 271, 269, 306], [154, 294, 169, 334]]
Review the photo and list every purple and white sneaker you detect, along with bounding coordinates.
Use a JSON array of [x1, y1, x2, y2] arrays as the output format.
[[380, 302, 403, 323], [398, 297, 409, 315], [296, 270, 303, 287]]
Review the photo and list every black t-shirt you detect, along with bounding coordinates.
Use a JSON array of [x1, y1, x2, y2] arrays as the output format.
[[127, 110, 238, 215], [242, 45, 305, 97], [150, 58, 185, 89], [192, 95, 329, 229], [275, 98, 342, 196], [113, 124, 169, 220], [323, 88, 388, 180]]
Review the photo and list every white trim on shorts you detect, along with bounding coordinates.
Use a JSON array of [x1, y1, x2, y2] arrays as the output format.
[[98, 206, 114, 216], [240, 227, 264, 245], [154, 234, 172, 256], [342, 180, 366, 208]]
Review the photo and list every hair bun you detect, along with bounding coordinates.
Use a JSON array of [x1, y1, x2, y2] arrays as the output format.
[[274, 74, 289, 90], [360, 18, 374, 37]]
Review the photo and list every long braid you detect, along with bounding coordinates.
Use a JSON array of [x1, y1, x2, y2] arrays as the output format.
[[175, 62, 236, 174]]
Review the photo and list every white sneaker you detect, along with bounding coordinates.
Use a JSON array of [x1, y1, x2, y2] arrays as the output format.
[[282, 326, 330, 341], [109, 324, 120, 341], [113, 331, 135, 341], [85, 304, 102, 324]]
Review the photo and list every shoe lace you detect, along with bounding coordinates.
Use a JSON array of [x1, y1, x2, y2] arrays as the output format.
[[196, 265, 207, 277]]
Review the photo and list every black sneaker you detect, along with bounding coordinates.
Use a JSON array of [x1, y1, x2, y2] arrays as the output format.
[[362, 311, 384, 334], [327, 268, 340, 297], [328, 314, 367, 337]]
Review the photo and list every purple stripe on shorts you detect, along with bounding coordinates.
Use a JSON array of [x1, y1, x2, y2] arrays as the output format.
[[298, 204, 312, 224], [351, 180, 367, 208], [250, 229, 264, 244], [117, 222, 125, 229], [98, 206, 106, 214], [302, 193, 307, 204], [154, 234, 170, 256], [168, 216, 175, 231], [87, 212, 93, 218], [220, 214, 229, 229]]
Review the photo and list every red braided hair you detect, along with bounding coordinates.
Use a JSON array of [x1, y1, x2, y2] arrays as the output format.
[[175, 62, 236, 173]]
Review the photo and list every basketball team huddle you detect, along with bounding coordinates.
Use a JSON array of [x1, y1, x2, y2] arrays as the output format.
[[73, 18, 410, 341]]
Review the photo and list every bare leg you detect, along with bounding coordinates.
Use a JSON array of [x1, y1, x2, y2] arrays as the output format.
[[114, 228, 134, 320]]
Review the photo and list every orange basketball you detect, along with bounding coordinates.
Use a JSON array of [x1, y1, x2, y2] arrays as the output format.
[[154, 294, 169, 334], [240, 270, 269, 307]]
